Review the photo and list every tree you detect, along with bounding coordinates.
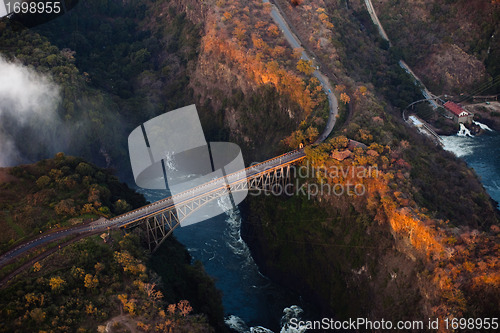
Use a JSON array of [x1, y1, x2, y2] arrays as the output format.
[[304, 146, 329, 166], [358, 86, 368, 96], [36, 175, 51, 188], [340, 92, 351, 104], [285, 130, 305, 148], [71, 266, 85, 280], [76, 162, 95, 177], [86, 303, 97, 316], [30, 308, 46, 324], [233, 26, 247, 42], [88, 184, 101, 207], [94, 262, 105, 274], [33, 262, 42, 272], [251, 34, 267, 50], [335, 84, 346, 92], [55, 199, 77, 216], [98, 206, 111, 216], [49, 276, 66, 292], [267, 24, 280, 37], [25, 293, 39, 306], [114, 251, 146, 276], [81, 203, 96, 215], [271, 46, 286, 57], [297, 59, 314, 75], [143, 283, 163, 304], [222, 12, 232, 21], [84, 274, 99, 289], [305, 127, 319, 143], [328, 136, 349, 149], [177, 300, 193, 317], [114, 199, 131, 214]]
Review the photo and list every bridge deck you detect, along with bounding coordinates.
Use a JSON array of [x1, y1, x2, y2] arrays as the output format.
[[92, 150, 306, 230]]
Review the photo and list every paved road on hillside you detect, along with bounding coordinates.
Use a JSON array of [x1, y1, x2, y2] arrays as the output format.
[[264, 0, 338, 142], [364, 0, 391, 45]]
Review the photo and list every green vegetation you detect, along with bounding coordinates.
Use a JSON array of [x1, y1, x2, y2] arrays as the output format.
[[0, 232, 222, 332], [191, 0, 332, 160], [0, 0, 203, 177], [245, 193, 417, 320], [374, 0, 500, 93], [0, 153, 146, 253], [36, 0, 201, 108], [0, 0, 498, 329], [0, 152, 225, 332], [241, 0, 499, 322], [0, 19, 125, 168]]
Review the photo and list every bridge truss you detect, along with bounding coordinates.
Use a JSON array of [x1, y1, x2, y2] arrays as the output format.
[[123, 164, 293, 252]]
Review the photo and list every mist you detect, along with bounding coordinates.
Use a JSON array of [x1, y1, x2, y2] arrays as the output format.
[[0, 55, 64, 166]]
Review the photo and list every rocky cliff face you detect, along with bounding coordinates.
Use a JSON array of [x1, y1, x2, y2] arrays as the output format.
[[241, 194, 430, 320], [242, 146, 499, 321]]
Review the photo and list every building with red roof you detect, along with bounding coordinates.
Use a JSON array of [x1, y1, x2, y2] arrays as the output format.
[[443, 101, 473, 124]]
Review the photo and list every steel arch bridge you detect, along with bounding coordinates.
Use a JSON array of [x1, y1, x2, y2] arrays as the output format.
[[102, 150, 305, 252]]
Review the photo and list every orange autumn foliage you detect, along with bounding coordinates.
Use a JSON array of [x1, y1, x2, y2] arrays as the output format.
[[387, 208, 444, 257], [203, 30, 317, 114], [340, 92, 351, 104]]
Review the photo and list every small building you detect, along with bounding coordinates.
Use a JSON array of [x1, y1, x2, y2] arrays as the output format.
[[443, 101, 473, 124], [331, 149, 352, 161]]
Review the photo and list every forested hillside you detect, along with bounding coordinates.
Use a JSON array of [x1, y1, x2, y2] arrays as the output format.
[[0, 153, 146, 252], [0, 231, 223, 332], [0, 0, 203, 179], [0, 155, 226, 332], [188, 0, 330, 160], [353, 0, 500, 94], [242, 0, 500, 323]]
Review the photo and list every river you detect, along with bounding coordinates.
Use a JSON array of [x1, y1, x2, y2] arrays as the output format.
[[440, 125, 500, 209], [138, 188, 311, 333], [138, 124, 500, 332]]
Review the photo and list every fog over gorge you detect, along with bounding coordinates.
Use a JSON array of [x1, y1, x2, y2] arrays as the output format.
[[0, 55, 63, 166]]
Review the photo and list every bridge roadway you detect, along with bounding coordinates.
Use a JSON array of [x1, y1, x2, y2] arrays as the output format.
[[0, 150, 306, 268]]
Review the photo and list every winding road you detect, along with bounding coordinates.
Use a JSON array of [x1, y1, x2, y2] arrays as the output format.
[[263, 0, 338, 142]]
